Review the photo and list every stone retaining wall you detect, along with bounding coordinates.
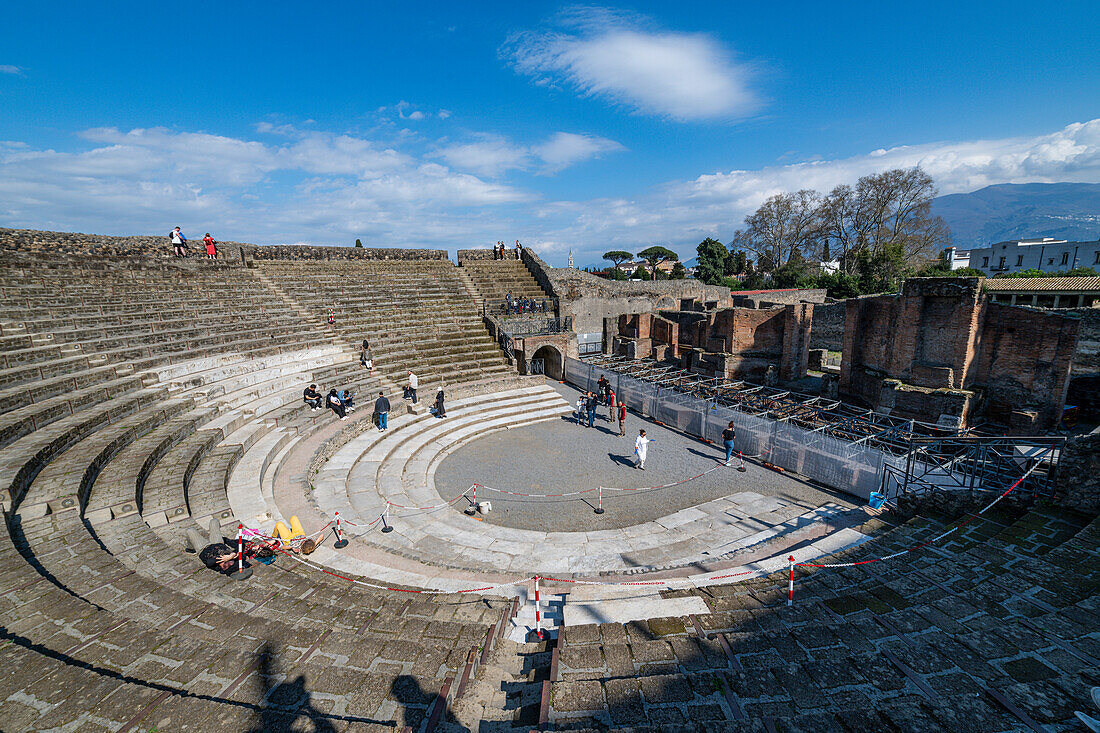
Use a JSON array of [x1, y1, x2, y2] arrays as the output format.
[[1056, 433, 1100, 512], [809, 301, 846, 351], [250, 244, 447, 261], [522, 249, 731, 336], [0, 227, 448, 262], [457, 248, 502, 262]]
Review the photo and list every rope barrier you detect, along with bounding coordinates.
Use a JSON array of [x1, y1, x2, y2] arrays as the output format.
[[230, 451, 1048, 601]]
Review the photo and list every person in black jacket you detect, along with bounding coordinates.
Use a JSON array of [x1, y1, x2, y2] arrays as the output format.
[[374, 391, 391, 431], [435, 387, 446, 418], [303, 384, 322, 410], [326, 389, 347, 420]]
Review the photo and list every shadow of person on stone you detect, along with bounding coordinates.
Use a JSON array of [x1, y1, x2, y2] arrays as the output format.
[[248, 643, 338, 733], [390, 674, 469, 732], [608, 452, 636, 467]]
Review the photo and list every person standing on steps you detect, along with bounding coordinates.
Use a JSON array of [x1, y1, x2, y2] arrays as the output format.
[[618, 401, 627, 436], [326, 389, 347, 420], [202, 233, 218, 259], [435, 386, 446, 418], [633, 429, 652, 469], [722, 421, 737, 465], [170, 226, 188, 257], [360, 341, 372, 372], [374, 391, 391, 431], [407, 371, 418, 404]]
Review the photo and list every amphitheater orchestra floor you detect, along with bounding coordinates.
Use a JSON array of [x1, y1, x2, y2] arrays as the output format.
[[253, 378, 873, 599]]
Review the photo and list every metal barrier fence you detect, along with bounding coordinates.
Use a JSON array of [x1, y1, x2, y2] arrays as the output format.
[[566, 355, 906, 500]]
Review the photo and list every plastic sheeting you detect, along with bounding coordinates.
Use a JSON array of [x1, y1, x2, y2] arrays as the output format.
[[565, 357, 889, 499]]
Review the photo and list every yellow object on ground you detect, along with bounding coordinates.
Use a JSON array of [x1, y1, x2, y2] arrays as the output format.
[[273, 515, 306, 547]]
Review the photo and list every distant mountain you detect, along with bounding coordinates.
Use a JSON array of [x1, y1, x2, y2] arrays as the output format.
[[933, 182, 1100, 246]]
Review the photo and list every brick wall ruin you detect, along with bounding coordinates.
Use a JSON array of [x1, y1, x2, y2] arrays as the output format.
[[839, 277, 1080, 431], [612, 302, 813, 383]]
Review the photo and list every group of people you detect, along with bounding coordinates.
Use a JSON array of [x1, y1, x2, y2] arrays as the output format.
[[576, 378, 627, 436], [185, 514, 323, 575], [502, 295, 548, 315], [493, 240, 522, 260], [303, 384, 356, 420], [575, 374, 740, 469], [169, 227, 219, 259]]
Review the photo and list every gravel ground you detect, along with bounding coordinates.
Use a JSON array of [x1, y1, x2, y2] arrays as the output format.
[[434, 380, 859, 532]]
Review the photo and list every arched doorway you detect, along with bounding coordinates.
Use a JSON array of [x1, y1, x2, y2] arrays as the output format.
[[530, 345, 564, 381]]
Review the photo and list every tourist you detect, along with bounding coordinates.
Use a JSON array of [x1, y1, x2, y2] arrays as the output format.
[[185, 517, 276, 574], [327, 307, 335, 325], [722, 421, 737, 465], [586, 391, 598, 428], [340, 389, 355, 412], [435, 386, 446, 418], [303, 384, 322, 410], [374, 391, 391, 431], [633, 429, 652, 470], [326, 389, 347, 420], [271, 515, 320, 554], [618, 401, 627, 436], [575, 394, 587, 423], [202, 233, 218, 259], [596, 376, 610, 404], [607, 390, 617, 421], [360, 342, 373, 371], [515, 240, 522, 260], [170, 226, 187, 257], [407, 371, 418, 404]]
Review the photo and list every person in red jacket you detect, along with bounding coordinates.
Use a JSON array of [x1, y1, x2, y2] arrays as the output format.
[[202, 233, 218, 259]]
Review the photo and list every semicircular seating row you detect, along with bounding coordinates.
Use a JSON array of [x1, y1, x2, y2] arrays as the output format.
[[234, 384, 866, 589], [0, 252, 517, 729]]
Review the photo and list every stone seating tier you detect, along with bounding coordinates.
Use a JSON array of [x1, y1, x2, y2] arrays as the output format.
[[460, 259, 551, 307], [545, 505, 1099, 731]]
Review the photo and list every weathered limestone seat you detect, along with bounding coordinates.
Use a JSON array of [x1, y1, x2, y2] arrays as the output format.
[[546, 504, 1099, 730]]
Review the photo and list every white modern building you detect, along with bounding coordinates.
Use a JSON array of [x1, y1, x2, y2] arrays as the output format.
[[949, 238, 1100, 276]]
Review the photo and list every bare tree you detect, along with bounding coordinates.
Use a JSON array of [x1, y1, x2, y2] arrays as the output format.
[[818, 167, 951, 274], [741, 189, 823, 272]]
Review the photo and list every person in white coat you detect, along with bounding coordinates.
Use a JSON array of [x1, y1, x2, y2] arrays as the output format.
[[407, 371, 419, 404], [633, 429, 652, 470]]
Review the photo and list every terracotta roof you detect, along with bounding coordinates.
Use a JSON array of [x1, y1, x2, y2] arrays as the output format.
[[982, 276, 1100, 292]]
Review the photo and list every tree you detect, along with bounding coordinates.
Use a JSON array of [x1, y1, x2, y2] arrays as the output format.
[[636, 245, 679, 280], [670, 261, 686, 280], [631, 265, 652, 281], [821, 240, 831, 263], [694, 238, 729, 285], [603, 250, 633, 274], [741, 190, 823, 272], [726, 250, 748, 276], [818, 167, 950, 277], [354, 239, 363, 248]]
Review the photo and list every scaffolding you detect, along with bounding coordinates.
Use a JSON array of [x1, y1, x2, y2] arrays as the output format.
[[580, 354, 960, 456]]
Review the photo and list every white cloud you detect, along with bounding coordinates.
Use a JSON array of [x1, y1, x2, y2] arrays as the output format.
[[0, 125, 530, 246], [437, 131, 624, 176], [2, 119, 1099, 265], [521, 118, 1100, 260], [0, 65, 22, 75], [532, 132, 624, 173], [503, 7, 759, 121], [436, 135, 530, 177]]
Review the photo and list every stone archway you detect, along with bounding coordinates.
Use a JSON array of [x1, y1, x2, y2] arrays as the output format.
[[530, 344, 564, 381]]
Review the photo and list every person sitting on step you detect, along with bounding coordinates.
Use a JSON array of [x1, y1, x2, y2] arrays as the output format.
[[303, 384, 322, 410], [326, 388, 347, 420], [340, 389, 355, 412]]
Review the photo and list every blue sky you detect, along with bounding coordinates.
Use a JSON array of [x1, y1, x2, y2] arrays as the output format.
[[2, 1, 1099, 266]]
